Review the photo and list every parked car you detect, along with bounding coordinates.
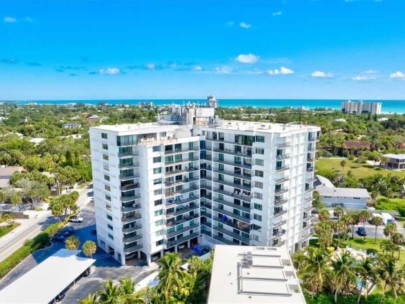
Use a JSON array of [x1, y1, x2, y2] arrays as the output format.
[[53, 234, 67, 242], [55, 293, 65, 302], [69, 216, 83, 223], [357, 227, 367, 236]]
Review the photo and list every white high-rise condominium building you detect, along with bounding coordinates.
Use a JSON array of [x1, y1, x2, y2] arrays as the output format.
[[90, 108, 320, 265], [341, 100, 382, 115]]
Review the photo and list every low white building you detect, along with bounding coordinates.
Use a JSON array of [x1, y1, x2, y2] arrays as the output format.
[[208, 245, 305, 304], [315, 175, 370, 209], [383, 154, 405, 170]]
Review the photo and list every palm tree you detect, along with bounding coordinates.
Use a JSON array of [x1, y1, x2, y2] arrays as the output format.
[[97, 280, 122, 304], [330, 251, 357, 303], [370, 216, 384, 243], [65, 235, 80, 250], [333, 220, 347, 247], [344, 213, 359, 239], [377, 255, 405, 303], [391, 232, 404, 260], [293, 247, 331, 295], [80, 293, 99, 304], [384, 222, 397, 239], [318, 209, 330, 222], [156, 253, 188, 302], [333, 206, 345, 220], [315, 221, 334, 248], [358, 210, 371, 240], [356, 257, 377, 303], [82, 240, 97, 258]]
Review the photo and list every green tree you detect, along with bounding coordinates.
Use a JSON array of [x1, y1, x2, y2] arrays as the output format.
[[358, 210, 371, 240], [377, 255, 405, 302], [97, 280, 121, 304], [0, 191, 6, 202], [329, 251, 356, 303], [340, 159, 347, 170], [318, 209, 330, 222], [392, 232, 404, 260], [65, 235, 80, 250], [9, 192, 22, 206], [357, 257, 377, 303], [333, 206, 345, 220], [384, 222, 397, 239], [82, 240, 97, 259], [80, 293, 99, 304], [370, 216, 384, 243], [49, 199, 64, 220], [343, 212, 359, 239]]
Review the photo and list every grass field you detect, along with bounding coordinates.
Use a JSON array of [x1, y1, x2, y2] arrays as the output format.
[[0, 223, 20, 239], [316, 157, 405, 179]]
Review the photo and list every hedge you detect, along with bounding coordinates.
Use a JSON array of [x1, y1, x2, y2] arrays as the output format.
[[305, 293, 405, 304], [0, 218, 69, 279]]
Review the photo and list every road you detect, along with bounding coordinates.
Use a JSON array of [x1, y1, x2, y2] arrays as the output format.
[[0, 185, 93, 263]]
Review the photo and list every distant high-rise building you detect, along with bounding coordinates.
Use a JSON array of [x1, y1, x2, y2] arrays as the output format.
[[89, 103, 320, 265], [207, 95, 218, 109], [341, 100, 382, 115]]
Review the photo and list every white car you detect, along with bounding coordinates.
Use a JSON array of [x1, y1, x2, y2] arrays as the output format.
[[69, 216, 84, 223]]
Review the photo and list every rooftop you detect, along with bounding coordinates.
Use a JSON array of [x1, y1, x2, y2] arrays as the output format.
[[0, 249, 95, 304], [316, 185, 370, 198], [207, 245, 306, 304], [383, 154, 405, 160]]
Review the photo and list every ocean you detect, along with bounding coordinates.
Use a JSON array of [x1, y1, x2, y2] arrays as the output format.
[[13, 99, 405, 114]]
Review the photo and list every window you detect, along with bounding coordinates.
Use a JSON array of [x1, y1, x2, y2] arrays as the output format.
[[154, 210, 163, 216], [155, 229, 164, 236], [255, 159, 264, 166], [254, 192, 263, 200], [106, 204, 112, 211], [154, 189, 162, 195], [103, 154, 109, 161], [255, 136, 265, 143], [117, 135, 137, 146], [105, 195, 111, 201], [153, 167, 162, 174], [102, 143, 108, 150], [254, 181, 263, 189], [255, 148, 264, 155], [156, 240, 164, 246], [154, 178, 162, 185], [104, 175, 110, 181], [153, 156, 161, 163], [108, 233, 114, 240], [253, 214, 262, 221], [155, 219, 164, 226], [105, 185, 111, 191], [255, 170, 264, 177], [101, 133, 108, 139], [153, 146, 161, 152], [106, 214, 112, 221], [107, 224, 113, 230], [154, 199, 162, 206], [160, 132, 167, 138], [254, 203, 262, 211]]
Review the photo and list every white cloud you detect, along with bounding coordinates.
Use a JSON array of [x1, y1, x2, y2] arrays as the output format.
[[147, 63, 156, 70], [311, 71, 333, 78], [215, 66, 233, 74], [351, 70, 378, 81], [99, 67, 120, 75], [239, 22, 251, 29], [267, 66, 294, 75], [273, 11, 282, 17], [351, 75, 369, 81], [3, 16, 17, 23], [193, 65, 202, 71], [236, 54, 259, 64], [389, 71, 405, 79]]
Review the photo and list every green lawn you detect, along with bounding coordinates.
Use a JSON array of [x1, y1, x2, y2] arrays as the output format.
[[316, 157, 405, 179], [0, 223, 20, 239]]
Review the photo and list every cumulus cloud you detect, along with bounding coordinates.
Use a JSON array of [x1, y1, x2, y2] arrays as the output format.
[[99, 67, 120, 75], [267, 67, 294, 75], [311, 71, 333, 78], [215, 66, 233, 74], [239, 22, 251, 29], [273, 11, 282, 17], [351, 70, 378, 81], [3, 16, 17, 23], [236, 54, 259, 64], [389, 71, 405, 79], [193, 65, 202, 71]]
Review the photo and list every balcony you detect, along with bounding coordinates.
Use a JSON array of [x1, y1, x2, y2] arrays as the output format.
[[276, 165, 289, 172], [165, 166, 199, 177], [167, 223, 200, 238], [272, 229, 286, 239], [274, 209, 287, 217], [277, 143, 291, 148], [120, 183, 139, 191], [164, 148, 199, 155], [212, 215, 250, 233], [166, 214, 199, 228], [275, 176, 289, 183], [213, 148, 252, 158], [214, 207, 250, 223], [165, 195, 200, 207], [205, 137, 252, 146], [165, 176, 199, 187], [272, 240, 286, 247], [216, 169, 252, 180], [123, 225, 142, 233], [118, 150, 139, 157], [166, 204, 199, 217], [213, 188, 251, 202], [124, 243, 142, 253], [121, 204, 141, 213], [119, 173, 140, 180], [274, 198, 288, 207], [166, 232, 199, 248], [304, 197, 313, 203], [305, 187, 314, 193], [119, 162, 139, 168], [123, 234, 142, 244], [275, 188, 288, 195], [276, 154, 290, 160], [165, 157, 200, 166], [213, 197, 250, 213], [273, 220, 287, 228], [214, 226, 250, 243], [165, 185, 199, 199], [121, 195, 141, 202], [122, 213, 142, 223], [213, 158, 252, 169], [213, 179, 251, 191]]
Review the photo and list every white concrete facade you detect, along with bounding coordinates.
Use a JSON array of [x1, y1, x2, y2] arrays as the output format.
[[90, 120, 320, 265], [341, 100, 382, 115]]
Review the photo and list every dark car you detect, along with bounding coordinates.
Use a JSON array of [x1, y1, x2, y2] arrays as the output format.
[[53, 234, 67, 242], [357, 227, 367, 236], [55, 293, 65, 302]]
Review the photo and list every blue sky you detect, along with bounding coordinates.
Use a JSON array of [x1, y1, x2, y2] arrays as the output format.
[[1, 0, 405, 100]]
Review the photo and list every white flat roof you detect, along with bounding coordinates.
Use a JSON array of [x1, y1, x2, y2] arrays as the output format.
[[316, 185, 370, 198], [0, 249, 95, 304], [208, 245, 306, 304], [383, 154, 405, 160]]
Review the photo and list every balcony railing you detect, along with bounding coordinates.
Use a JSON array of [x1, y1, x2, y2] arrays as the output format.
[[275, 188, 288, 194], [273, 220, 287, 228], [276, 165, 289, 172], [272, 229, 286, 239], [213, 235, 235, 245], [166, 232, 199, 248], [213, 159, 252, 169], [124, 243, 142, 253], [122, 213, 142, 223], [214, 188, 251, 202], [119, 173, 140, 180], [214, 226, 250, 243], [272, 240, 286, 247], [214, 207, 250, 223], [121, 195, 141, 202], [167, 223, 200, 238], [213, 197, 250, 213], [212, 215, 250, 233], [166, 214, 199, 228], [213, 179, 251, 191], [165, 166, 199, 177], [166, 204, 199, 217], [120, 183, 139, 191], [165, 195, 200, 207], [165, 157, 199, 166], [276, 154, 290, 160], [216, 169, 252, 180], [122, 204, 141, 213], [123, 225, 142, 233], [165, 176, 199, 187], [277, 143, 291, 148], [119, 162, 140, 168], [164, 148, 199, 155], [213, 148, 252, 158], [123, 234, 142, 244], [165, 185, 199, 199], [274, 209, 288, 217], [275, 177, 289, 183], [118, 151, 139, 157], [274, 198, 288, 207]]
